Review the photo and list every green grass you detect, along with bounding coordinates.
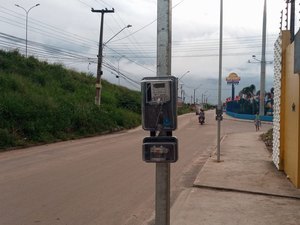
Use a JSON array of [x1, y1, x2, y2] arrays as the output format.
[[0, 50, 141, 150], [261, 128, 273, 152]]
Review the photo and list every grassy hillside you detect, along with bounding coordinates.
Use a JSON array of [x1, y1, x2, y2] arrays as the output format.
[[0, 50, 141, 150]]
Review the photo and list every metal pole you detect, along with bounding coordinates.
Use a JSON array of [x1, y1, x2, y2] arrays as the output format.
[[156, 0, 172, 224], [180, 84, 183, 99], [217, 0, 223, 162], [117, 57, 122, 86], [15, 4, 40, 58], [231, 83, 234, 101], [25, 12, 28, 57], [259, 0, 266, 116], [290, 0, 295, 42]]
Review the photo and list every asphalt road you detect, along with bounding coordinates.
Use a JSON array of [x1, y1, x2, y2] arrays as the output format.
[[0, 111, 272, 225]]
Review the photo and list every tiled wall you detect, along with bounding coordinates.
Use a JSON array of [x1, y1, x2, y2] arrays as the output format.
[[272, 34, 282, 169]]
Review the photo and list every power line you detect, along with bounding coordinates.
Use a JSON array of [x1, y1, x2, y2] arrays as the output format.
[[0, 31, 275, 62], [111, 0, 187, 43], [0, 2, 278, 88], [0, 5, 158, 74]]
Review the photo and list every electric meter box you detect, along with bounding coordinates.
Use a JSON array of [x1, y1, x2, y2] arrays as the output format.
[[141, 76, 178, 131], [215, 106, 223, 121], [143, 136, 178, 163]]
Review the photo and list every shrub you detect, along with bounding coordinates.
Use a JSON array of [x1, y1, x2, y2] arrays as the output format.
[[261, 129, 273, 152]]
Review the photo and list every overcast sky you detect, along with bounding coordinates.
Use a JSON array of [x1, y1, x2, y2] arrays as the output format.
[[0, 0, 295, 103]]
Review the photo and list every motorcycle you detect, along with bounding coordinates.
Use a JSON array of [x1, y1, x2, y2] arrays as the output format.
[[198, 114, 205, 125]]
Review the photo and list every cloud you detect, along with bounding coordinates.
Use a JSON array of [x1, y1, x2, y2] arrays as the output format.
[[0, 0, 285, 97]]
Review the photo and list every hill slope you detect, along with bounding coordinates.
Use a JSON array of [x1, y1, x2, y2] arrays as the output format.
[[0, 50, 141, 150]]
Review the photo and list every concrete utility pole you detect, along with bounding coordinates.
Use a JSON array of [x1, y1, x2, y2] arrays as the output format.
[[259, 0, 266, 116], [193, 85, 202, 105], [156, 0, 172, 224], [180, 84, 184, 99], [91, 8, 114, 106]]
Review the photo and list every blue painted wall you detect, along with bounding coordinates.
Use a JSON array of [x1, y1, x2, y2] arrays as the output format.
[[226, 111, 273, 122]]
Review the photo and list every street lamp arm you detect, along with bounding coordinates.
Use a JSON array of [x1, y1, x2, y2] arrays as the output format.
[[252, 57, 261, 62], [248, 55, 273, 64], [201, 90, 208, 95], [194, 83, 202, 90], [28, 4, 40, 13], [104, 25, 132, 45], [15, 4, 26, 12], [178, 70, 190, 81], [15, 3, 40, 13]]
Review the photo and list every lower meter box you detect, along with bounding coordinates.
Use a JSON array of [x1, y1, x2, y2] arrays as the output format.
[[142, 136, 178, 163]]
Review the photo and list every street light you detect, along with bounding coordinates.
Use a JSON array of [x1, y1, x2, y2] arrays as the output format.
[[104, 25, 132, 46], [259, 0, 267, 116], [206, 95, 211, 104], [248, 55, 273, 64], [177, 71, 190, 100], [193, 84, 202, 105], [248, 54, 273, 116], [15, 3, 40, 58], [217, 0, 224, 163], [117, 55, 125, 86], [94, 24, 132, 105], [201, 90, 208, 104], [178, 70, 190, 81]]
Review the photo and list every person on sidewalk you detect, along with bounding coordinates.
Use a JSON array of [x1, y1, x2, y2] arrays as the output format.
[[254, 112, 261, 131]]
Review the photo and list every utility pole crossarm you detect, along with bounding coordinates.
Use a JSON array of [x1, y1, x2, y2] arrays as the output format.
[[91, 8, 114, 13]]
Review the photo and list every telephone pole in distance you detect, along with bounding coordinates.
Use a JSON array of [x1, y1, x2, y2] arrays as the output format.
[[91, 8, 114, 106]]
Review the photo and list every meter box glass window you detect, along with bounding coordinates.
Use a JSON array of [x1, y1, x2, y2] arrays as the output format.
[[141, 76, 178, 131]]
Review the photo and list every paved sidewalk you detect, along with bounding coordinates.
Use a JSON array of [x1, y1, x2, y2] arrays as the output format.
[[171, 131, 300, 225]]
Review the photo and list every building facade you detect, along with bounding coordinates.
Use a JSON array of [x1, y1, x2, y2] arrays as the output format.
[[273, 30, 300, 188]]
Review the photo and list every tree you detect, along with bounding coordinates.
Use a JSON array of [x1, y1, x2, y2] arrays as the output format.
[[239, 84, 256, 99]]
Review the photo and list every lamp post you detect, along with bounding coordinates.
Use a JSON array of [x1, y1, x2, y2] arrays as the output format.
[[116, 55, 125, 86], [177, 71, 190, 100], [193, 84, 202, 105], [201, 90, 208, 104], [217, 0, 223, 162], [15, 3, 40, 58], [248, 54, 273, 116], [259, 0, 267, 116], [206, 95, 210, 104]]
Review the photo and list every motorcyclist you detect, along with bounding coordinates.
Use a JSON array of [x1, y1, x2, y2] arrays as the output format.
[[198, 109, 205, 124]]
